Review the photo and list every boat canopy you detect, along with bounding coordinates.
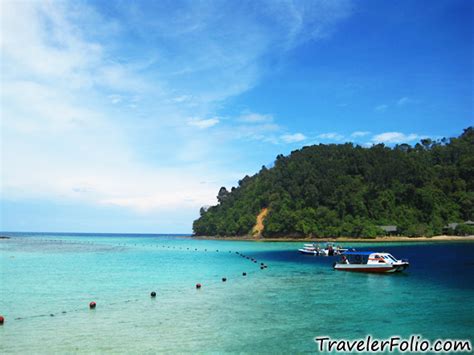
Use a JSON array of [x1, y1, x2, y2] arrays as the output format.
[[342, 251, 375, 256]]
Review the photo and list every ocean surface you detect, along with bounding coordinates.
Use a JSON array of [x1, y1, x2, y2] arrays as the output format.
[[1, 233, 473, 353]]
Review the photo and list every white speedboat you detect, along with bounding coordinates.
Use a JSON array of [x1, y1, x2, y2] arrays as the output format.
[[298, 243, 321, 255], [298, 243, 348, 256], [333, 251, 409, 273], [319, 243, 348, 256]]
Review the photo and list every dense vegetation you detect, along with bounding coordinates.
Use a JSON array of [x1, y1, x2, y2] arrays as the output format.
[[193, 128, 474, 238]]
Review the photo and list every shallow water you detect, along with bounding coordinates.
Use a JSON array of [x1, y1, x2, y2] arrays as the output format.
[[1, 233, 473, 353]]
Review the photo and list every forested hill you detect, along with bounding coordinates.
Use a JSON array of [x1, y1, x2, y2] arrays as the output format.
[[193, 128, 474, 238]]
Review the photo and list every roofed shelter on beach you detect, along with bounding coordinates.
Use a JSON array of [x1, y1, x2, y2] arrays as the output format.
[[379, 225, 398, 236]]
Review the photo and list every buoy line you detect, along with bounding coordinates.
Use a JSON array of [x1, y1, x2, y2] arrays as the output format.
[[4, 240, 270, 324], [7, 262, 265, 324], [24, 238, 268, 269]]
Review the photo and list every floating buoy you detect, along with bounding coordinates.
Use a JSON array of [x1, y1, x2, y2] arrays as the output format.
[[222, 277, 227, 282], [0, 315, 4, 325], [151, 291, 156, 297], [89, 301, 96, 309], [242, 272, 247, 276], [196, 283, 202, 289]]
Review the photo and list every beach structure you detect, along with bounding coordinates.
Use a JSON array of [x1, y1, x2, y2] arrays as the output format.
[[379, 225, 398, 236], [443, 220, 474, 233]]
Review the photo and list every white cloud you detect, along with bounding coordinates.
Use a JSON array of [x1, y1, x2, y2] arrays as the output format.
[[351, 131, 370, 137], [238, 112, 273, 123], [317, 132, 344, 140], [187, 117, 220, 129], [222, 121, 281, 144], [172, 95, 192, 103], [0, 1, 222, 214], [108, 94, 122, 104], [397, 97, 416, 106], [374, 104, 388, 112], [281, 133, 306, 143], [371, 132, 420, 144], [1, 0, 353, 224]]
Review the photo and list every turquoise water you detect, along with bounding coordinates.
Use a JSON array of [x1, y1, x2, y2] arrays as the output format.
[[1, 233, 473, 353]]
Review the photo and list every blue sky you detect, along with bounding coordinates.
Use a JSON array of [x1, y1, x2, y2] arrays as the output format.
[[1, 0, 472, 233]]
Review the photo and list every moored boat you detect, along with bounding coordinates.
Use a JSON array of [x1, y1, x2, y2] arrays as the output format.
[[298, 243, 320, 255], [333, 251, 409, 273], [298, 243, 349, 256]]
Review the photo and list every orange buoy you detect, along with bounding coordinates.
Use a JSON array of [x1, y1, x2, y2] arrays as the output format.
[[89, 301, 96, 309], [196, 283, 202, 289], [151, 291, 156, 297], [0, 315, 4, 325]]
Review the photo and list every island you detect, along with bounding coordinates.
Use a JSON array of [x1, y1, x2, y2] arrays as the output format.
[[193, 128, 474, 240]]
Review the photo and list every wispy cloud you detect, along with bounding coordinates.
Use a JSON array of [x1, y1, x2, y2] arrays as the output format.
[[172, 95, 193, 103], [374, 97, 417, 112], [397, 96, 417, 106], [317, 132, 344, 141], [1, 0, 353, 225], [281, 133, 307, 143], [374, 104, 388, 112], [351, 131, 370, 137], [238, 112, 274, 123], [187, 118, 220, 129], [371, 132, 420, 144]]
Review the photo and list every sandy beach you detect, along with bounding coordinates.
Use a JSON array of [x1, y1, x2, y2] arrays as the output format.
[[194, 235, 474, 242]]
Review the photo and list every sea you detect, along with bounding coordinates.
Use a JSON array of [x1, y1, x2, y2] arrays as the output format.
[[1, 233, 473, 353]]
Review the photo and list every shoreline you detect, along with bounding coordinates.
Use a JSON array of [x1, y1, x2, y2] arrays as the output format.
[[194, 235, 474, 243]]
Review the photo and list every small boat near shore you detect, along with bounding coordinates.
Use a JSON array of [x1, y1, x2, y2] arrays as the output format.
[[333, 251, 409, 273], [298, 244, 319, 255], [298, 243, 348, 256]]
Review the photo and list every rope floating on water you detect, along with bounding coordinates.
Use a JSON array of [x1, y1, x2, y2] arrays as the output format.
[[7, 238, 271, 323]]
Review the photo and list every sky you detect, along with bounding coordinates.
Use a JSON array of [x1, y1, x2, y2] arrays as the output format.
[[1, 0, 472, 233]]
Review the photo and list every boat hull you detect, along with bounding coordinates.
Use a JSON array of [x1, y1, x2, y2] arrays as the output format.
[[334, 263, 409, 273], [298, 248, 318, 255]]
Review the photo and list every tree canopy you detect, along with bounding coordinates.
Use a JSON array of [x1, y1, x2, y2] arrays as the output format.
[[193, 128, 474, 238]]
